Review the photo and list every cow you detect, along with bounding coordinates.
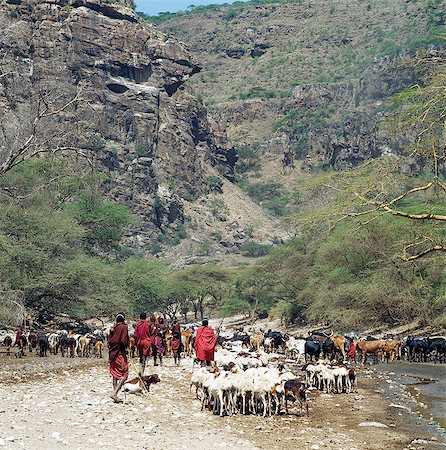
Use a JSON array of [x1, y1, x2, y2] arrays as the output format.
[[3, 336, 12, 355], [78, 335, 90, 358], [322, 338, 334, 360], [28, 331, 38, 353], [382, 339, 400, 363], [67, 337, 76, 358], [95, 340, 104, 358], [250, 334, 264, 350], [285, 337, 306, 363], [128, 336, 136, 358], [427, 337, 446, 363], [38, 335, 49, 357], [406, 336, 429, 362], [59, 335, 68, 357], [181, 329, 194, 357], [264, 330, 285, 352], [48, 333, 59, 355], [330, 335, 348, 361], [357, 339, 386, 365], [304, 338, 322, 362]]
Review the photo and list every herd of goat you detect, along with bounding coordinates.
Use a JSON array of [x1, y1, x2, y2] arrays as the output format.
[[190, 347, 357, 417]]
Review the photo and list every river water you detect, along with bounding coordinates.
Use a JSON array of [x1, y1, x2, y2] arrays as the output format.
[[373, 363, 446, 433]]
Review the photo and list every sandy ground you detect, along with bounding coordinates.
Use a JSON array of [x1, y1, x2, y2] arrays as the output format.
[[0, 352, 445, 450]]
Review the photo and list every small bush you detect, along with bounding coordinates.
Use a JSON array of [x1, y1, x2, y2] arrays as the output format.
[[136, 143, 150, 157], [240, 241, 271, 257], [207, 175, 224, 193], [198, 240, 211, 255], [208, 198, 229, 217]]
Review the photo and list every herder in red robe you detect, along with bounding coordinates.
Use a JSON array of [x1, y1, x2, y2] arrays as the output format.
[[108, 313, 129, 403], [195, 319, 217, 366], [133, 312, 151, 376]]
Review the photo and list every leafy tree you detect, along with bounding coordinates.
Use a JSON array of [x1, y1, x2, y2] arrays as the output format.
[[172, 265, 232, 319]]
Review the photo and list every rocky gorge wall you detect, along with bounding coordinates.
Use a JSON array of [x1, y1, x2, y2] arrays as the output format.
[[0, 0, 236, 249]]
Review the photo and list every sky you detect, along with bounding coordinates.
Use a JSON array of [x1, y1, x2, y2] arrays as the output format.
[[135, 0, 247, 15]]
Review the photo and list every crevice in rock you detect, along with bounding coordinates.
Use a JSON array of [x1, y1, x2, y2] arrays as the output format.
[[106, 83, 128, 94]]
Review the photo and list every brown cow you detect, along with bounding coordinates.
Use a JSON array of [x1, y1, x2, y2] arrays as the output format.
[[95, 340, 104, 358], [330, 335, 347, 361], [250, 334, 264, 350], [382, 339, 400, 363], [165, 331, 172, 356], [357, 339, 386, 365], [181, 329, 193, 357], [128, 336, 136, 358]]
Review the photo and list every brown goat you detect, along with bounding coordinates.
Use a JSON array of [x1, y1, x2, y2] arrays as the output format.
[[284, 379, 309, 416]]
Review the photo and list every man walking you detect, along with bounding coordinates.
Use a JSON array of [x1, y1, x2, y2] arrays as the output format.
[[133, 312, 151, 376], [108, 313, 129, 403], [195, 319, 217, 366]]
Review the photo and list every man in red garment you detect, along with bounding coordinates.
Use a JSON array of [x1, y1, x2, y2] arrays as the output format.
[[194, 319, 217, 366], [108, 313, 129, 403], [133, 312, 151, 376]]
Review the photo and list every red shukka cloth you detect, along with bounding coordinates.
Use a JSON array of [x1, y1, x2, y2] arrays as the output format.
[[195, 326, 217, 361]]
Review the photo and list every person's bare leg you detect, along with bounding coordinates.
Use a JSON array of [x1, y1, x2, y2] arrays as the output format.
[[140, 355, 146, 376], [111, 378, 124, 403], [115, 379, 125, 395]]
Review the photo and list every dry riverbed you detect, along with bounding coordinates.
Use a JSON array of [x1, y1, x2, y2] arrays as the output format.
[[0, 353, 445, 450]]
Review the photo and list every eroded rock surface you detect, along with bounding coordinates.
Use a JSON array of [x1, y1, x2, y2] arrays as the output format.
[[0, 0, 235, 246]]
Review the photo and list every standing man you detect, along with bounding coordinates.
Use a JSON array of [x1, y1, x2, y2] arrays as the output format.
[[108, 313, 129, 403], [170, 318, 182, 366], [133, 312, 151, 376], [195, 319, 217, 366]]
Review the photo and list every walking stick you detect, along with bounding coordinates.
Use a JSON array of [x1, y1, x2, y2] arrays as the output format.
[[129, 359, 150, 396]]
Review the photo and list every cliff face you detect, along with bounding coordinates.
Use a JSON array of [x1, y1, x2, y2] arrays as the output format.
[[157, 0, 442, 171], [0, 0, 235, 247]]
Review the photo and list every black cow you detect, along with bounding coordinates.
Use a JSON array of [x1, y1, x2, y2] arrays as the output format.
[[67, 337, 76, 358], [304, 338, 322, 362], [322, 338, 334, 360], [38, 335, 49, 357], [28, 331, 38, 352], [406, 336, 429, 362], [427, 337, 446, 363], [3, 336, 12, 355], [59, 335, 69, 357], [265, 330, 285, 351]]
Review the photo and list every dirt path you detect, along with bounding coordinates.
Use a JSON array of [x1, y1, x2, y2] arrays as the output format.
[[0, 353, 445, 450]]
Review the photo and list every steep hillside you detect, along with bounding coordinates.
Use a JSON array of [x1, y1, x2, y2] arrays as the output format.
[[0, 0, 265, 258], [155, 0, 445, 172]]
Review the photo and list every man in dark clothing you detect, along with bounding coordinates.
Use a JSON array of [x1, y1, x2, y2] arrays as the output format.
[[108, 313, 129, 403]]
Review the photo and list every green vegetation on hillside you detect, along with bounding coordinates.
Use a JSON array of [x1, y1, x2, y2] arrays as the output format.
[[154, 0, 446, 107]]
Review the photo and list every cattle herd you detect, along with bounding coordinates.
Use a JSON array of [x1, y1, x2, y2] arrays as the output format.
[[0, 325, 444, 418], [0, 328, 107, 359], [192, 329, 445, 418]]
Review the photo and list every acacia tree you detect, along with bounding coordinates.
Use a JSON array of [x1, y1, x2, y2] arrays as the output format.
[[0, 83, 88, 176], [357, 52, 445, 260], [172, 266, 231, 320]]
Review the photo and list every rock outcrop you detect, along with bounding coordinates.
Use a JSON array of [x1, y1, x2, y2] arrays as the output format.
[[0, 0, 235, 248]]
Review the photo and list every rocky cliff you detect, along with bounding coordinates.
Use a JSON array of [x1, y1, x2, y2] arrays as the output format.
[[157, 0, 444, 171], [0, 0, 236, 249]]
